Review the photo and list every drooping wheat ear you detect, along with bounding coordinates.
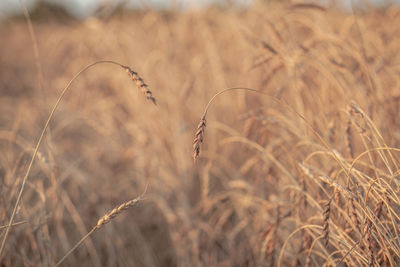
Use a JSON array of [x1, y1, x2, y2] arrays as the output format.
[[122, 65, 156, 105], [192, 87, 263, 161], [323, 199, 331, 248], [344, 190, 361, 235], [193, 115, 206, 161], [0, 60, 150, 257], [346, 120, 354, 158], [192, 86, 348, 174], [56, 185, 147, 267]]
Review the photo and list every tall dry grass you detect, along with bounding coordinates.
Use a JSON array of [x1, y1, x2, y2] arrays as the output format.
[[1, 1, 400, 266]]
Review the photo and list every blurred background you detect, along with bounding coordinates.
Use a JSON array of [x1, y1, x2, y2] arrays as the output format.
[[1, 0, 400, 19], [1, 0, 400, 266]]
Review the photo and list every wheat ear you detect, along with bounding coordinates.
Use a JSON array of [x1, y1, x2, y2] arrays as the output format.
[[55, 185, 147, 267], [193, 115, 206, 161], [193, 87, 262, 161], [0, 60, 152, 257], [122, 65, 156, 105], [191, 87, 352, 188]]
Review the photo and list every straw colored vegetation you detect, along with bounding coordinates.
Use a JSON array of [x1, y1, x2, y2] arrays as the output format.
[[1, 1, 400, 266]]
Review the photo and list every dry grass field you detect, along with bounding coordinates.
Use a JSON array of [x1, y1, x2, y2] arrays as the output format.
[[1, 1, 400, 266]]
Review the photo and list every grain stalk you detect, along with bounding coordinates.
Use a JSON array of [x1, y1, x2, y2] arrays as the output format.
[[0, 60, 154, 257], [55, 186, 147, 266], [192, 88, 352, 189]]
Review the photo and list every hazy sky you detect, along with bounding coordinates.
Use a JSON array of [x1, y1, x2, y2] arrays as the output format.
[[0, 0, 398, 18], [1, 0, 249, 18]]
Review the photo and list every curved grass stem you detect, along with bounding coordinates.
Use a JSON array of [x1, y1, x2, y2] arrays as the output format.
[[0, 60, 142, 257]]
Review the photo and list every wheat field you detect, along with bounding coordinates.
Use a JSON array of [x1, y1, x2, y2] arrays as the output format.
[[1, 1, 400, 266]]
